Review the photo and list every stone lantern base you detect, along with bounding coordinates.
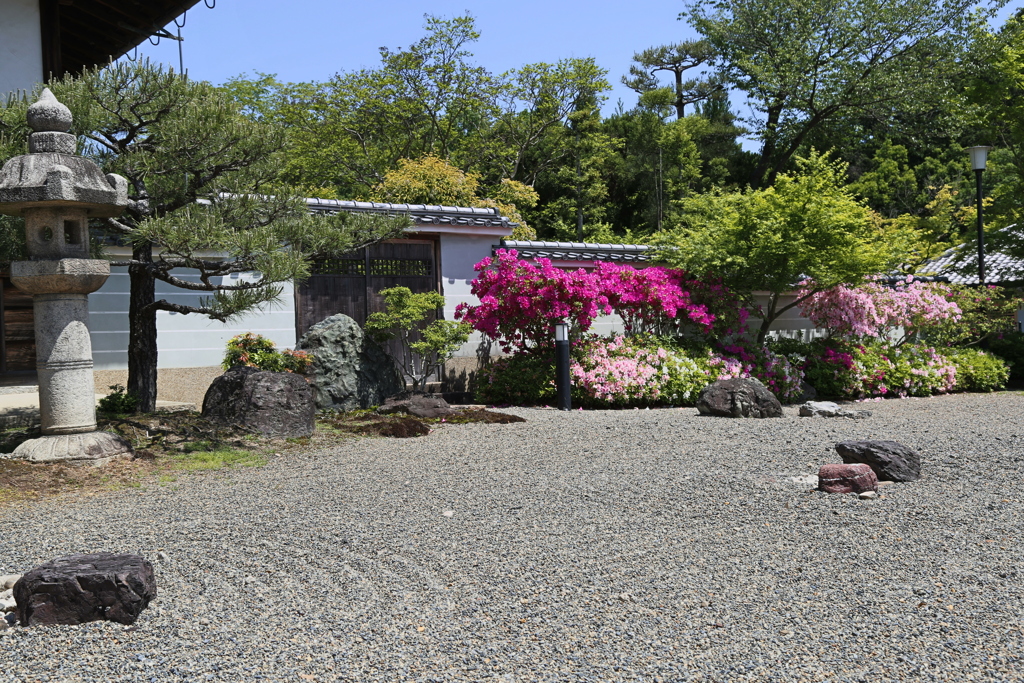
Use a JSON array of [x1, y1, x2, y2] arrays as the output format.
[[10, 432, 133, 467]]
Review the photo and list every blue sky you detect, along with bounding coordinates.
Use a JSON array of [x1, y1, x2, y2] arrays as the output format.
[[129, 0, 705, 115], [135, 0, 1024, 122]]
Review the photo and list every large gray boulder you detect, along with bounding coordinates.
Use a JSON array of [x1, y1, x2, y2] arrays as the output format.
[[835, 440, 921, 482], [14, 552, 156, 626], [298, 314, 405, 411], [202, 367, 315, 437], [696, 377, 783, 418]]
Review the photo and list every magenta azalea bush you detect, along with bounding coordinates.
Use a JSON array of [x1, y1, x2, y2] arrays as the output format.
[[797, 277, 961, 342], [454, 249, 739, 352]]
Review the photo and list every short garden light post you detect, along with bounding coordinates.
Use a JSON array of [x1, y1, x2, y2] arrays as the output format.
[[554, 321, 572, 411], [967, 146, 992, 285]]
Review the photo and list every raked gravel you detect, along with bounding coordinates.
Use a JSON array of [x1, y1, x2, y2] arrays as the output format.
[[0, 392, 1022, 682]]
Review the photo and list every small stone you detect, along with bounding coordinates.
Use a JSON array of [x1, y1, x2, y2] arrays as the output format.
[[790, 474, 819, 486], [2, 612, 15, 627], [156, 552, 169, 563], [379, 392, 454, 419], [0, 575, 21, 590], [0, 597, 15, 613], [799, 401, 843, 417], [859, 491, 879, 500], [818, 463, 878, 494]]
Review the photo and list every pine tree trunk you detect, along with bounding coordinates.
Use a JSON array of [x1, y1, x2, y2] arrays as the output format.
[[127, 243, 158, 413]]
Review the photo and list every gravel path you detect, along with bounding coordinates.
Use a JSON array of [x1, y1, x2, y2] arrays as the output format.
[[0, 393, 1022, 682]]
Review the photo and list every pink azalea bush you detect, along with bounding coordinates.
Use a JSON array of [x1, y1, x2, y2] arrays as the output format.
[[797, 277, 961, 342], [481, 336, 804, 408], [569, 336, 711, 407], [789, 339, 959, 399]]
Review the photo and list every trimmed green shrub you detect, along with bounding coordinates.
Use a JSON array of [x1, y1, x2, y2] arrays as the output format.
[[97, 384, 138, 414], [944, 348, 1010, 392], [476, 349, 557, 406]]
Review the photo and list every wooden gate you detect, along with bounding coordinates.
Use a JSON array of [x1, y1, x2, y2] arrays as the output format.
[[0, 275, 35, 376], [295, 239, 439, 340]]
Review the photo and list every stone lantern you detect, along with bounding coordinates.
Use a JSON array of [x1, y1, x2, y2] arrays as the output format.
[[0, 89, 132, 464]]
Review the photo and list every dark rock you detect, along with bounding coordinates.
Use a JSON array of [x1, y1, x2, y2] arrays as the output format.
[[836, 440, 921, 482], [378, 392, 454, 419], [696, 378, 783, 418], [795, 381, 817, 403], [818, 463, 878, 494], [14, 553, 156, 626], [298, 314, 405, 411], [202, 367, 314, 438]]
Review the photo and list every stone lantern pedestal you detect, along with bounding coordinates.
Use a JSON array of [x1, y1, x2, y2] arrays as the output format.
[[0, 89, 132, 465]]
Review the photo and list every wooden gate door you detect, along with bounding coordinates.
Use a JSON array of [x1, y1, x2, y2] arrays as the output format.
[[0, 275, 35, 376], [296, 239, 438, 340]]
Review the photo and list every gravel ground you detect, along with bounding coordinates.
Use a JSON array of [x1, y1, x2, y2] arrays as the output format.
[[0, 392, 1022, 682]]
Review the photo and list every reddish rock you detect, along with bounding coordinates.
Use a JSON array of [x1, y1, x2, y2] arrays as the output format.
[[818, 463, 878, 494]]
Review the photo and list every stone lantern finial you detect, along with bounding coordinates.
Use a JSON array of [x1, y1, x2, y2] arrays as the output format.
[[27, 88, 73, 133]]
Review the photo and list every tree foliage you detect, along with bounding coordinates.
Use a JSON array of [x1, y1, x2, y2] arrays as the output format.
[[685, 0, 1001, 186], [0, 61, 407, 411], [655, 152, 906, 341]]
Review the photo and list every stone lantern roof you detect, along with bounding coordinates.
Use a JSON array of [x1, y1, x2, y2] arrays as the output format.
[[0, 89, 127, 218]]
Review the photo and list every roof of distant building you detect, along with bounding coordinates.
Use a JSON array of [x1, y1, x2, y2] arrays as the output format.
[[306, 199, 517, 232], [496, 240, 652, 262], [920, 229, 1024, 285]]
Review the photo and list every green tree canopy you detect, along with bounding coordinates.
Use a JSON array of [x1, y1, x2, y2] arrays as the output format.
[[655, 151, 907, 342], [684, 0, 1002, 187]]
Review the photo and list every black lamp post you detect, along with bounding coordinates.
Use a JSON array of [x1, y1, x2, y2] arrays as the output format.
[[554, 321, 572, 411], [967, 146, 992, 284]]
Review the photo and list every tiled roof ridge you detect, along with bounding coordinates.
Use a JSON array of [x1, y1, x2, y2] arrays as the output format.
[[495, 239, 653, 262], [306, 198, 516, 228]]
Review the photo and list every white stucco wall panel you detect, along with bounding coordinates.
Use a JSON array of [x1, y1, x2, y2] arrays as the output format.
[[438, 233, 499, 358], [0, 0, 43, 98], [88, 265, 297, 371]]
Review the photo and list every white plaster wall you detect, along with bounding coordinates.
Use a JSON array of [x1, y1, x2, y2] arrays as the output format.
[[88, 261, 297, 371], [0, 0, 42, 99], [747, 292, 820, 336], [438, 233, 499, 358]]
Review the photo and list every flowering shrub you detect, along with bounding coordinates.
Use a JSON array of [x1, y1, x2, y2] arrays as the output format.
[[793, 339, 956, 398], [455, 249, 610, 352], [591, 263, 715, 336], [798, 277, 961, 342], [455, 249, 739, 352], [716, 342, 805, 402], [479, 335, 802, 407], [854, 343, 956, 397], [222, 333, 314, 374], [570, 336, 714, 407]]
